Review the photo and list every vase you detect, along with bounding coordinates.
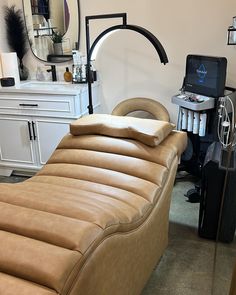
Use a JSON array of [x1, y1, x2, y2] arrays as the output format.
[[53, 43, 63, 55], [19, 61, 29, 81]]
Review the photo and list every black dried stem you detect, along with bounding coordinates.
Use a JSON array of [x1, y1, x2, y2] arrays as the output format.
[[4, 5, 29, 66]]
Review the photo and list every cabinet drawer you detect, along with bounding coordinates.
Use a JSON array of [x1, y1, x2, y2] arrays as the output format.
[[0, 95, 80, 118]]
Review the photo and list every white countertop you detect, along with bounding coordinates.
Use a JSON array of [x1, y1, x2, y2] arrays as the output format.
[[0, 80, 90, 95]]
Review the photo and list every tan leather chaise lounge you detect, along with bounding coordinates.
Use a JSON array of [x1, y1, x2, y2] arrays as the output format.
[[0, 114, 186, 295]]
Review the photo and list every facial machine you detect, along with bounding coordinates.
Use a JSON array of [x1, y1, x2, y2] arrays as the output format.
[[172, 54, 229, 177], [172, 54, 236, 242]]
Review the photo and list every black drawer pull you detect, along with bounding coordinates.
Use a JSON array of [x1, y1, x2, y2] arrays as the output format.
[[19, 103, 39, 107], [27, 121, 32, 141], [32, 121, 37, 140]]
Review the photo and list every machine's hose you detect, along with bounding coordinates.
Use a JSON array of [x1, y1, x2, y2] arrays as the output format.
[[217, 96, 236, 148]]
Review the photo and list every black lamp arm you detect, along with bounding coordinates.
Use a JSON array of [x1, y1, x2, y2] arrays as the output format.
[[85, 13, 127, 25], [85, 13, 168, 114], [88, 24, 168, 64], [86, 13, 127, 64]]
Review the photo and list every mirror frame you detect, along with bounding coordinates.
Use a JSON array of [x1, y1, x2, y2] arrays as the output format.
[[22, 0, 80, 63]]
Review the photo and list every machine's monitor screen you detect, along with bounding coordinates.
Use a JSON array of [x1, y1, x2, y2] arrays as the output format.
[[184, 55, 227, 97]]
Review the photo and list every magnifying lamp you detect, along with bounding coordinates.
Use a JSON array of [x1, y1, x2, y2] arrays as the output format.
[[85, 13, 168, 114]]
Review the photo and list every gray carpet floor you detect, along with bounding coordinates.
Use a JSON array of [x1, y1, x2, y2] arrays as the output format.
[[142, 178, 236, 295], [0, 175, 235, 295]]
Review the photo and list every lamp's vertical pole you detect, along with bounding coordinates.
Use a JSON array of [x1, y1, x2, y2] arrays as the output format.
[[123, 13, 127, 25], [85, 14, 128, 115], [85, 17, 93, 114]]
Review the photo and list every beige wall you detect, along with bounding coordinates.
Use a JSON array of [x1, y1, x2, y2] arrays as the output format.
[[79, 0, 236, 121], [50, 0, 64, 34], [1, 0, 236, 122], [63, 0, 79, 53], [0, 0, 9, 52]]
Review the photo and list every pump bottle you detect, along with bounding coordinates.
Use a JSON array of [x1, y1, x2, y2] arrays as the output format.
[[64, 67, 72, 82]]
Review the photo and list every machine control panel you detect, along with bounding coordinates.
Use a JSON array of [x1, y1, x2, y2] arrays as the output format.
[[172, 93, 215, 111]]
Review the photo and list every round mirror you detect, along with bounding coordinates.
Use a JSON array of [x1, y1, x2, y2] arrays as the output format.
[[23, 0, 80, 63]]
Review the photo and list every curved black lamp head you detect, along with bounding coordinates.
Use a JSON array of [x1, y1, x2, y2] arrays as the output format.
[[88, 24, 168, 65], [85, 13, 169, 114]]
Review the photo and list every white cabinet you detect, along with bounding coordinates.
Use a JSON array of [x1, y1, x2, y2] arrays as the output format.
[[0, 82, 99, 176], [0, 116, 36, 166], [34, 118, 71, 165]]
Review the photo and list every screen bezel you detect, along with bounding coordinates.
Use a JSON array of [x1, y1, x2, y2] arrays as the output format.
[[184, 55, 227, 98]]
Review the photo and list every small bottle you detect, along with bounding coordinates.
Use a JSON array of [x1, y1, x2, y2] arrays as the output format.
[[72, 65, 77, 83], [81, 56, 87, 82], [193, 112, 200, 134], [181, 108, 188, 130], [199, 113, 207, 137], [91, 60, 97, 82], [64, 67, 72, 82], [187, 110, 193, 132]]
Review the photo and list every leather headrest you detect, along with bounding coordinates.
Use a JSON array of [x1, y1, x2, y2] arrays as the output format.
[[70, 114, 175, 147]]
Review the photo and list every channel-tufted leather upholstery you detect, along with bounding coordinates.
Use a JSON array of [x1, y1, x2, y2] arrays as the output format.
[[0, 116, 186, 295]]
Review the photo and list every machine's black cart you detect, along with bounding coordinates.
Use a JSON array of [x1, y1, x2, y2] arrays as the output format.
[[199, 142, 236, 243]]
